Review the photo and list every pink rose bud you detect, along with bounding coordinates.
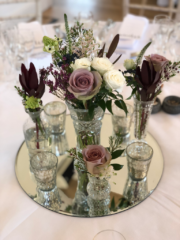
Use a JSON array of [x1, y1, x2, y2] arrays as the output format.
[[144, 54, 169, 72], [82, 145, 112, 175], [68, 69, 102, 101]]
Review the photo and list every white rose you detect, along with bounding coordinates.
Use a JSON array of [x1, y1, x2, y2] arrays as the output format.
[[103, 70, 125, 90], [71, 58, 91, 71], [124, 59, 136, 70], [91, 57, 113, 75]]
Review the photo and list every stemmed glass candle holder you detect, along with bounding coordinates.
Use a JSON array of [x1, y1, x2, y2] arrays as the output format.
[[94, 230, 126, 240], [30, 152, 58, 191], [126, 142, 153, 181], [112, 103, 133, 155], [44, 101, 66, 134]]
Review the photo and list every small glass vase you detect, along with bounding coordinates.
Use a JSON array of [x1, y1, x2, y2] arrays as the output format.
[[133, 96, 154, 142], [66, 102, 104, 153], [23, 109, 51, 159], [72, 164, 89, 216], [87, 175, 111, 217]]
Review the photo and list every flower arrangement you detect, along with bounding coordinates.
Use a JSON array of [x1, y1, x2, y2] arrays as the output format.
[[15, 63, 45, 110], [40, 14, 127, 118], [123, 42, 180, 101], [123, 42, 180, 140], [69, 135, 124, 179], [15, 63, 46, 149]]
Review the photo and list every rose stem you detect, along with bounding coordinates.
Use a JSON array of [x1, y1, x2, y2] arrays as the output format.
[[36, 120, 40, 149]]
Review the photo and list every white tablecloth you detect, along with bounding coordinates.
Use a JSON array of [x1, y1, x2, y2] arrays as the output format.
[[0, 22, 180, 240]]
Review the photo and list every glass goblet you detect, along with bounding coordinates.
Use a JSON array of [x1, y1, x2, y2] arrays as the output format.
[[93, 230, 125, 240]]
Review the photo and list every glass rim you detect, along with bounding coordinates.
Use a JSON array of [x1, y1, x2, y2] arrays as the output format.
[[112, 102, 133, 116], [126, 142, 153, 161], [66, 100, 102, 113], [93, 229, 125, 239], [133, 95, 154, 104], [153, 14, 171, 21], [30, 152, 58, 170], [44, 101, 67, 116]]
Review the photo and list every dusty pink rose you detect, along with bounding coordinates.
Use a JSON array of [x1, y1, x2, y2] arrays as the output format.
[[144, 54, 169, 72], [82, 145, 112, 175], [67, 69, 102, 101]]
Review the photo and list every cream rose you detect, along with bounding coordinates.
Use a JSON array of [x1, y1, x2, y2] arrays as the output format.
[[124, 59, 136, 70], [103, 70, 125, 90], [91, 57, 113, 75], [71, 58, 91, 71]]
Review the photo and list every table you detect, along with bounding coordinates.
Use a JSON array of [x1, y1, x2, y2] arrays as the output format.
[[0, 21, 180, 240]]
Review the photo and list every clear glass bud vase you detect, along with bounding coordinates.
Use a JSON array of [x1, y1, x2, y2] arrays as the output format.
[[23, 109, 51, 159], [66, 102, 104, 153], [87, 175, 111, 217], [72, 166, 89, 216], [133, 96, 154, 141]]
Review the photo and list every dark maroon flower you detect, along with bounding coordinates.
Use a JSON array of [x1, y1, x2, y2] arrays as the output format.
[[135, 60, 161, 101], [19, 63, 45, 98]]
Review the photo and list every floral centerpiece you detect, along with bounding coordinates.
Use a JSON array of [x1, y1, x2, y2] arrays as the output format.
[[123, 42, 180, 141], [15, 63, 51, 157], [69, 136, 124, 216], [40, 14, 127, 152]]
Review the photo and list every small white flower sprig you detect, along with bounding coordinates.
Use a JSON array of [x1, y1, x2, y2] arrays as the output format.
[[68, 135, 124, 180]]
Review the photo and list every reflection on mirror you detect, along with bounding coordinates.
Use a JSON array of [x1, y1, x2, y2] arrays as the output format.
[[15, 115, 164, 218]]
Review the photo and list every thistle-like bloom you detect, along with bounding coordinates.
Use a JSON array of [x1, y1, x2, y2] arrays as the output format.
[[19, 63, 45, 98], [43, 36, 59, 53], [135, 60, 161, 101], [25, 96, 41, 109]]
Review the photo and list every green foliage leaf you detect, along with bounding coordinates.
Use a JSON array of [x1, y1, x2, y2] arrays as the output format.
[[111, 149, 124, 159], [136, 42, 151, 66], [88, 104, 95, 120], [114, 100, 128, 116], [107, 92, 117, 99], [64, 14, 72, 54], [78, 152, 83, 159], [111, 163, 124, 170], [118, 198, 130, 209], [126, 88, 137, 100], [98, 99, 106, 111], [106, 100, 113, 114], [110, 197, 116, 212]]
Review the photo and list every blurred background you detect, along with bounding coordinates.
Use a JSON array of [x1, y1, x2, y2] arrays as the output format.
[[0, 0, 180, 83], [0, 0, 179, 24]]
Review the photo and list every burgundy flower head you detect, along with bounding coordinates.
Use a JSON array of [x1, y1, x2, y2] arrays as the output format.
[[135, 60, 161, 101], [19, 63, 45, 98]]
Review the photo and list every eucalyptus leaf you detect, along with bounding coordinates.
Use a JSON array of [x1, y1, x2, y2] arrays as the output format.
[[111, 163, 124, 170]]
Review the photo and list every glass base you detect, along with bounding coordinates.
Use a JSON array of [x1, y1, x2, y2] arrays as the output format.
[[35, 186, 61, 211], [93, 230, 126, 240]]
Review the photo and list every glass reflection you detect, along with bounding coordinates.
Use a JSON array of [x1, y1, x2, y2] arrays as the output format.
[[123, 176, 148, 205], [72, 168, 89, 216], [36, 186, 61, 211], [87, 175, 111, 217], [51, 132, 69, 157]]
